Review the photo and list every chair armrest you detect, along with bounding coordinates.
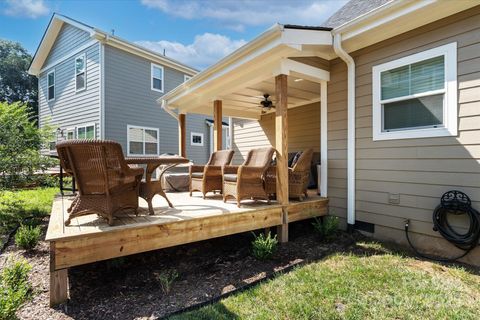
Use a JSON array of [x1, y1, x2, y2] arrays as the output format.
[[223, 165, 239, 175], [189, 165, 205, 174], [238, 166, 267, 181]]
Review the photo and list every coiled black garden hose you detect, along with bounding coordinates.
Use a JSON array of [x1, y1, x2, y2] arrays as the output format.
[[405, 190, 480, 262]]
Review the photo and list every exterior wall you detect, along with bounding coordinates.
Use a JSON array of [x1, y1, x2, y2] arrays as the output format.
[[103, 45, 208, 163], [38, 38, 101, 138], [232, 102, 320, 164], [186, 113, 210, 164], [44, 23, 91, 66], [327, 6, 480, 264]]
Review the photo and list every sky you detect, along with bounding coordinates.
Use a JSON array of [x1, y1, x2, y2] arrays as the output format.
[[0, 0, 348, 70]]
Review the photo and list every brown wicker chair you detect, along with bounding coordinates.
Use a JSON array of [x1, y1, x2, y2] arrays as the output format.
[[223, 147, 275, 207], [56, 140, 144, 226], [265, 148, 314, 201], [189, 149, 234, 198]]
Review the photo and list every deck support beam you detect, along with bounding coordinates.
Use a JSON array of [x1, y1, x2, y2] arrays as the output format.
[[275, 74, 289, 242], [178, 113, 186, 157], [214, 100, 223, 151]]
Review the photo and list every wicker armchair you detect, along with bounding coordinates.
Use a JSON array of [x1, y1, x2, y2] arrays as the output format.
[[265, 148, 314, 201], [56, 140, 144, 226], [189, 149, 234, 198], [223, 147, 275, 207]]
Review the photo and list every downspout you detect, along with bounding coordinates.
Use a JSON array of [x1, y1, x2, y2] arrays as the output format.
[[160, 99, 179, 121], [332, 33, 356, 231]]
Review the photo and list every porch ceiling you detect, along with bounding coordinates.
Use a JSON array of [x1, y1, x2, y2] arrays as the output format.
[[160, 25, 333, 120]]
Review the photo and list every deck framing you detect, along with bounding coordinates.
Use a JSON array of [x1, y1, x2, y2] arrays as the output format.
[[47, 194, 328, 306]]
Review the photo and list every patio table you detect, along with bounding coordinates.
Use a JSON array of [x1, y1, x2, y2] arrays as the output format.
[[125, 156, 190, 215]]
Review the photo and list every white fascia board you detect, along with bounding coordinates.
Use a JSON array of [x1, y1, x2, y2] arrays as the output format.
[[281, 28, 332, 46]]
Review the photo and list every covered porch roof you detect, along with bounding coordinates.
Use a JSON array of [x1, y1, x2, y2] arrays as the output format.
[[160, 24, 333, 120]]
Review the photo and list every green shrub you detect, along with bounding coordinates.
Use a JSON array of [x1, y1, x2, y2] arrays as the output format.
[[15, 225, 41, 250], [0, 101, 56, 189], [155, 269, 179, 294], [251, 232, 278, 260], [312, 216, 339, 241], [0, 258, 32, 320]]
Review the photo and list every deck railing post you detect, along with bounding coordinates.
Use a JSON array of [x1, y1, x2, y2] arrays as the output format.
[[275, 74, 289, 242]]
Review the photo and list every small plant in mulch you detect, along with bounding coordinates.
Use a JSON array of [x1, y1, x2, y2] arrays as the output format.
[[15, 225, 41, 250], [312, 216, 339, 242], [251, 232, 278, 260], [155, 269, 179, 294], [0, 258, 33, 320]]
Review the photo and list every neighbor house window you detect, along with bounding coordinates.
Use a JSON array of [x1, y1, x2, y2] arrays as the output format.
[[66, 129, 75, 140], [75, 54, 86, 92], [184, 75, 192, 82], [127, 125, 159, 156], [76, 124, 95, 139], [151, 63, 164, 92], [191, 132, 204, 146], [372, 42, 457, 141], [47, 70, 55, 101]]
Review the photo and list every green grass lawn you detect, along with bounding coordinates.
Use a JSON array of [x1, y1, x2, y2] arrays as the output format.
[[172, 242, 480, 320], [0, 187, 57, 245]]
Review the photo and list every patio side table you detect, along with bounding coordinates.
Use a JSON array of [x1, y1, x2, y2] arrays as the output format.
[[125, 156, 190, 215]]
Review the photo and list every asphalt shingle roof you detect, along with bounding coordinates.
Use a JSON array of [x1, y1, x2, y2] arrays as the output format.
[[323, 0, 393, 28]]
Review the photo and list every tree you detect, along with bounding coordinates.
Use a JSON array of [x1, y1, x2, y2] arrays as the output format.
[[0, 102, 55, 188], [0, 39, 38, 119]]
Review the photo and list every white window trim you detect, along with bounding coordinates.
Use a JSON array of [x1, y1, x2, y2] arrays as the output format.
[[47, 69, 55, 101], [190, 132, 204, 146], [151, 63, 164, 93], [66, 127, 76, 140], [127, 125, 160, 156], [75, 53, 87, 93], [76, 123, 96, 140], [184, 74, 192, 82], [372, 42, 457, 141]]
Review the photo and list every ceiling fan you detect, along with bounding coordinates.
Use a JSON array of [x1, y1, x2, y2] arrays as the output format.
[[260, 93, 275, 113]]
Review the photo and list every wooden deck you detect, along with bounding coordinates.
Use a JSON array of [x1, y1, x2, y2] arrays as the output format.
[[46, 191, 328, 305]]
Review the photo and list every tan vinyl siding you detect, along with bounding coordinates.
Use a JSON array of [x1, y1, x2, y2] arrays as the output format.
[[232, 102, 320, 164], [327, 6, 480, 261]]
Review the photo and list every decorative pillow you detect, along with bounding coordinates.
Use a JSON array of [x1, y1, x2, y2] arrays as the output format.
[[290, 151, 302, 167]]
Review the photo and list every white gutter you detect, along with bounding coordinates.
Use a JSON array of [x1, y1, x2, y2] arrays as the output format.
[[333, 33, 355, 229], [160, 99, 178, 120]]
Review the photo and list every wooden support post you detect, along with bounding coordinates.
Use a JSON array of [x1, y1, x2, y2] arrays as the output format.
[[213, 100, 222, 151], [178, 113, 186, 157], [275, 74, 289, 242], [49, 242, 68, 306]]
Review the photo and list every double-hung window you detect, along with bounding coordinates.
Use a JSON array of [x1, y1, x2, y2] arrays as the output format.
[[76, 124, 95, 139], [151, 63, 164, 92], [75, 54, 86, 92], [128, 125, 159, 156], [47, 70, 55, 101], [372, 42, 457, 140]]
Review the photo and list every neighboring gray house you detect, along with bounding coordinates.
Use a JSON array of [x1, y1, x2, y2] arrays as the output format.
[[28, 14, 226, 164]]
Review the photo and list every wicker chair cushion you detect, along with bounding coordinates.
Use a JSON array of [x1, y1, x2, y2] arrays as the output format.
[[191, 172, 204, 179], [223, 174, 238, 182]]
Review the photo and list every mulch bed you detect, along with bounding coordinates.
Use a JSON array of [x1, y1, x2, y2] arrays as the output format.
[[2, 218, 372, 320]]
